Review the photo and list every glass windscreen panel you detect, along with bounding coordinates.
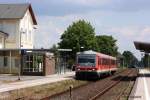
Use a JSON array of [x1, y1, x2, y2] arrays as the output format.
[[77, 55, 96, 67]]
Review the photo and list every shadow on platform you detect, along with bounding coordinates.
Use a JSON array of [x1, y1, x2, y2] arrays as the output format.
[[112, 75, 137, 81], [75, 73, 112, 81], [138, 73, 150, 77]]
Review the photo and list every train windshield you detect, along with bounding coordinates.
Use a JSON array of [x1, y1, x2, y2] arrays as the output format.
[[78, 55, 95, 67]]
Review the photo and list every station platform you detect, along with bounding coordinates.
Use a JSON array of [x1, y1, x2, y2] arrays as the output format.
[[129, 69, 150, 100], [0, 71, 75, 93]]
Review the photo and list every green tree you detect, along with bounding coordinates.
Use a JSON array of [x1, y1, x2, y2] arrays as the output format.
[[96, 35, 118, 56], [141, 54, 150, 67], [59, 20, 98, 59], [50, 44, 58, 57], [122, 51, 138, 67]]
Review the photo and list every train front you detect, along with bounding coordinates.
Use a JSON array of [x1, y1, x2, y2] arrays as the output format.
[[75, 51, 99, 79]]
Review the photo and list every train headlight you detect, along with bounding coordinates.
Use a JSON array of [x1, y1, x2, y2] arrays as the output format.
[[77, 68, 80, 71], [92, 68, 95, 71]]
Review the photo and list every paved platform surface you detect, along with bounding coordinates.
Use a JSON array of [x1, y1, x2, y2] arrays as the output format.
[[0, 72, 75, 93], [129, 69, 150, 100]]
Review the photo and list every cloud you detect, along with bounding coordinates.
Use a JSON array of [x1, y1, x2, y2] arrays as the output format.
[[62, 0, 111, 6], [33, 11, 105, 48], [99, 26, 150, 44], [31, 0, 150, 16], [34, 16, 64, 48], [34, 14, 150, 60], [98, 26, 150, 59], [1, 0, 150, 16], [2, 0, 149, 59], [113, 26, 150, 41]]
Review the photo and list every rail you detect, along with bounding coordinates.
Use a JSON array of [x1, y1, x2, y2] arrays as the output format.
[[89, 70, 134, 100], [115, 69, 138, 100], [41, 69, 127, 100]]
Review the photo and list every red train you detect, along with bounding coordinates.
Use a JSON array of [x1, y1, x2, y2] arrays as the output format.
[[75, 50, 117, 79]]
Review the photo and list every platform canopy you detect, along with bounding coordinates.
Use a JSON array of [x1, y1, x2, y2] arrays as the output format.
[[134, 41, 150, 53]]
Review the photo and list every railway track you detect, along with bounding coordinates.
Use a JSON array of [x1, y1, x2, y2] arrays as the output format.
[[90, 69, 137, 100], [114, 69, 138, 100], [41, 69, 138, 100]]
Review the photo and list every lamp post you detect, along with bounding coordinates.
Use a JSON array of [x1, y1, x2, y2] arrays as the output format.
[[18, 28, 24, 80], [80, 46, 84, 52], [148, 53, 149, 67], [18, 29, 22, 80]]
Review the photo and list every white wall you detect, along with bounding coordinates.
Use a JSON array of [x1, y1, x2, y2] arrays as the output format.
[[19, 9, 35, 49], [0, 37, 3, 48], [0, 20, 19, 48], [0, 9, 35, 49], [0, 36, 5, 48]]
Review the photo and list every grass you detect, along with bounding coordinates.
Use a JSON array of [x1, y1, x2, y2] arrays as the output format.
[[1, 80, 20, 83], [0, 79, 88, 100]]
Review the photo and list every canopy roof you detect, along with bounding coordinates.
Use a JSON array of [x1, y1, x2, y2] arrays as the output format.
[[0, 3, 37, 25], [0, 30, 9, 37], [134, 41, 150, 53]]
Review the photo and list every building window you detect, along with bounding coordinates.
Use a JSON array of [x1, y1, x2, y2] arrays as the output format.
[[4, 57, 7, 67], [25, 29, 27, 41], [23, 54, 44, 73], [0, 23, 2, 30], [29, 30, 32, 42], [0, 37, 3, 49], [15, 59, 20, 68]]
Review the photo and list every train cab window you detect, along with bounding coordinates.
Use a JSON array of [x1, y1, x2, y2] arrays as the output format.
[[78, 57, 95, 66]]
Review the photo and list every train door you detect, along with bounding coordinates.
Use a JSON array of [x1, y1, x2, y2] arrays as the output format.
[[98, 57, 101, 70], [109, 59, 111, 71], [101, 58, 105, 71]]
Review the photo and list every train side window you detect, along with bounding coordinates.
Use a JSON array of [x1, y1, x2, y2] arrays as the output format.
[[107, 59, 109, 65], [108, 59, 110, 65], [102, 58, 104, 65], [111, 60, 113, 65], [109, 59, 111, 65], [105, 59, 108, 65], [114, 60, 116, 65], [102, 58, 108, 65], [98, 58, 100, 65], [102, 59, 104, 65], [111, 60, 115, 65], [106, 59, 108, 65]]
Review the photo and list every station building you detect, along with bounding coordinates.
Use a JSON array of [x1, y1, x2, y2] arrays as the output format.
[[134, 41, 150, 67], [0, 4, 55, 75]]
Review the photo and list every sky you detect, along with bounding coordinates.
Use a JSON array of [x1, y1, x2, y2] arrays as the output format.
[[1, 0, 150, 59]]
